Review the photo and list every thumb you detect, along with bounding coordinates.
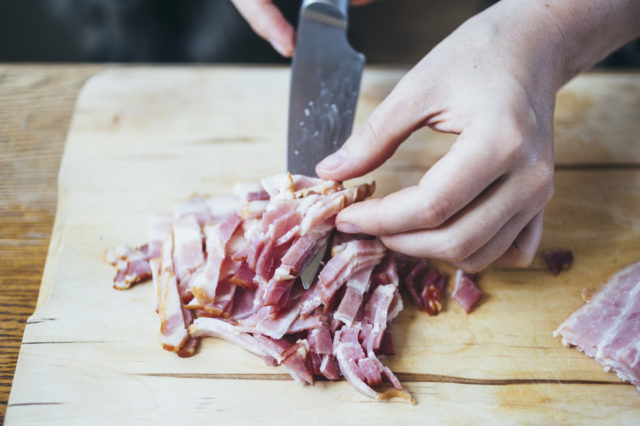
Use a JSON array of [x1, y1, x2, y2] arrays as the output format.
[[316, 89, 420, 181]]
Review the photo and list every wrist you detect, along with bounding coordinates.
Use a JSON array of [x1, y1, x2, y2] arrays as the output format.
[[486, 0, 640, 91]]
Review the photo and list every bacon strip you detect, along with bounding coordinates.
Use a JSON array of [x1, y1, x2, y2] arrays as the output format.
[[106, 174, 430, 401], [452, 269, 483, 314], [191, 214, 242, 304], [554, 261, 640, 390]]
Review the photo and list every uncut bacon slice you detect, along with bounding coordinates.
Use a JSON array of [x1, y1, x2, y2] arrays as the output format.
[[554, 261, 640, 390], [191, 213, 242, 304]]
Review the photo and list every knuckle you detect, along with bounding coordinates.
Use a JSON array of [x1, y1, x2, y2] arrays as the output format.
[[441, 237, 475, 263], [357, 120, 380, 147], [530, 161, 555, 203], [418, 198, 451, 228]]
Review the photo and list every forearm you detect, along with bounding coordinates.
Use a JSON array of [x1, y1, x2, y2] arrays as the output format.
[[485, 0, 640, 92]]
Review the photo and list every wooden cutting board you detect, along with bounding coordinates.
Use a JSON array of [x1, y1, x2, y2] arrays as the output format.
[[6, 67, 640, 424]]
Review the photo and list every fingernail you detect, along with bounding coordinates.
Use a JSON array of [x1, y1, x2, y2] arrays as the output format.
[[269, 39, 291, 57], [337, 222, 362, 234], [317, 150, 346, 172]]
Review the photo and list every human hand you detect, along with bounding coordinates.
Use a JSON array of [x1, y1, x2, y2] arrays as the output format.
[[316, 2, 561, 272], [230, 0, 375, 57]]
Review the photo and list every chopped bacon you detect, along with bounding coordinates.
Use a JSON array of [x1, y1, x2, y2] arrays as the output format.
[[334, 265, 375, 326], [282, 340, 314, 386], [173, 195, 213, 225], [172, 214, 204, 283], [188, 318, 277, 366], [554, 261, 640, 391], [106, 174, 431, 401], [191, 214, 241, 304], [452, 269, 483, 314], [300, 239, 386, 317], [158, 271, 189, 352], [545, 249, 574, 276], [148, 215, 172, 259], [104, 245, 152, 290]]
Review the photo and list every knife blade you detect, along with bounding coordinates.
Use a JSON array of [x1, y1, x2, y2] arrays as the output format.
[[287, 0, 365, 289], [287, 0, 365, 176]]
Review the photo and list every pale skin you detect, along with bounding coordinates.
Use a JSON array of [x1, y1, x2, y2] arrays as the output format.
[[232, 0, 640, 272]]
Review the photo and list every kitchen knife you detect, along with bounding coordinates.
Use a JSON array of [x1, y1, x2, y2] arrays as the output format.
[[287, 0, 365, 288]]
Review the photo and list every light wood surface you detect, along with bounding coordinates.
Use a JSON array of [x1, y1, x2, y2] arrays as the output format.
[[4, 67, 640, 424], [0, 65, 105, 423]]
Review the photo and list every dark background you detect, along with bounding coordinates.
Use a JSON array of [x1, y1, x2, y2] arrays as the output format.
[[0, 0, 638, 66]]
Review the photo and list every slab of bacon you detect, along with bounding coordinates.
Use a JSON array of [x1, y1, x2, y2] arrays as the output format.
[[553, 261, 640, 391], [106, 173, 426, 401]]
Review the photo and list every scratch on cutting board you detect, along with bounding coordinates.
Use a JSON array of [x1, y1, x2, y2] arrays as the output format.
[[9, 402, 64, 407], [138, 372, 629, 386]]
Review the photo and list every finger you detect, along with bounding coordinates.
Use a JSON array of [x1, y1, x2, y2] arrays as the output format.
[[335, 127, 522, 235], [452, 208, 543, 273], [316, 86, 422, 181], [494, 210, 544, 268], [231, 0, 295, 57], [374, 165, 551, 259]]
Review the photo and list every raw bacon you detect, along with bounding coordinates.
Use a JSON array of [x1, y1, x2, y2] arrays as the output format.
[[554, 261, 640, 390], [106, 172, 453, 402], [452, 269, 483, 314]]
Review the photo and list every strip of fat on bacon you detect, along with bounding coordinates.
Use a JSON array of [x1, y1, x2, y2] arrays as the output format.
[[190, 214, 241, 305], [554, 261, 640, 390], [106, 173, 458, 402]]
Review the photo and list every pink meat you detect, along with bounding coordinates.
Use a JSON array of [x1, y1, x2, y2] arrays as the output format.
[[173, 195, 213, 225], [107, 174, 422, 400], [191, 214, 241, 304], [105, 245, 153, 290], [334, 265, 376, 326], [452, 269, 483, 314], [148, 215, 172, 258], [300, 239, 386, 316], [172, 214, 205, 283], [362, 284, 397, 352], [554, 261, 640, 390], [188, 318, 277, 366]]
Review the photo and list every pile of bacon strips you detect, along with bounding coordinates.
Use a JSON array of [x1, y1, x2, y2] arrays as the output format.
[[105, 173, 487, 401], [106, 173, 640, 397]]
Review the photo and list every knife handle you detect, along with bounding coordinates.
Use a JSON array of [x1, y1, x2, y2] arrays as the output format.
[[302, 0, 349, 20]]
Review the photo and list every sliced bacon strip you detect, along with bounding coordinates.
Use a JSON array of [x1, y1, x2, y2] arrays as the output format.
[[172, 214, 204, 283], [158, 271, 189, 352], [174, 195, 213, 225], [334, 265, 375, 326], [452, 269, 483, 314], [191, 214, 242, 304], [148, 215, 172, 259], [105, 245, 153, 290], [301, 239, 386, 317], [188, 318, 276, 366], [362, 284, 397, 352]]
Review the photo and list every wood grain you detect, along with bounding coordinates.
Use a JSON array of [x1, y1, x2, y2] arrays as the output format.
[[2, 67, 640, 424], [0, 65, 104, 423]]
